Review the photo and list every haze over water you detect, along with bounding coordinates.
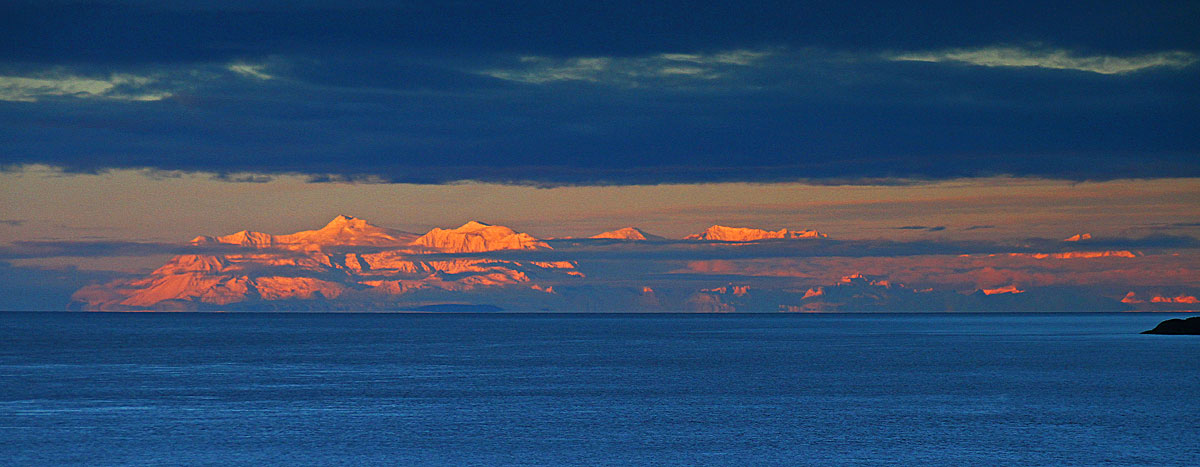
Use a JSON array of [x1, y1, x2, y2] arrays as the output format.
[[3, 312, 1197, 465]]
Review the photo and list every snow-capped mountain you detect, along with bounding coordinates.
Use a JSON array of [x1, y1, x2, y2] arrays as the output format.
[[590, 227, 665, 241], [67, 217, 1159, 312], [412, 221, 549, 253], [684, 225, 826, 241], [71, 217, 579, 311]]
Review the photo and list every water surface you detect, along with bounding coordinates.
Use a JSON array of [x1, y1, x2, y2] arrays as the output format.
[[2, 312, 1198, 465]]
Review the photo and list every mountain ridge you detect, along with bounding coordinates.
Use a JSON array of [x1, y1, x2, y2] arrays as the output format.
[[68, 216, 1172, 312], [590, 227, 665, 241], [684, 225, 827, 241], [72, 217, 579, 311]]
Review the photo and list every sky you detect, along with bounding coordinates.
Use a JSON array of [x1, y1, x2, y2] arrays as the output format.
[[0, 1, 1197, 310]]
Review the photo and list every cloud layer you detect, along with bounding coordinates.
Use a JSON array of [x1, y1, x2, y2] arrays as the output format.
[[890, 48, 1197, 74], [0, 73, 171, 102], [482, 50, 772, 86], [0, 2, 1197, 184]]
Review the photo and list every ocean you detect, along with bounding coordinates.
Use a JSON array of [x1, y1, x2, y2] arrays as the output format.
[[2, 312, 1198, 465]]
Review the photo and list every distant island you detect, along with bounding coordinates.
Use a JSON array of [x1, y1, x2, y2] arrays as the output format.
[[1142, 317, 1200, 335]]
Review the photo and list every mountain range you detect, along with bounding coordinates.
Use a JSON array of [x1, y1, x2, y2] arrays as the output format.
[[69, 216, 1189, 312]]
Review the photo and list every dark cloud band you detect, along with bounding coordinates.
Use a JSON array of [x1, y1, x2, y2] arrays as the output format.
[[1, 2, 1197, 185]]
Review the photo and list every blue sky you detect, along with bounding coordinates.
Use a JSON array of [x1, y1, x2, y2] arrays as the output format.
[[2, 0, 1198, 184]]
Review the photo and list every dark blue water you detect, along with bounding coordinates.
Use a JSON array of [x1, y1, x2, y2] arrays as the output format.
[[2, 313, 1198, 466]]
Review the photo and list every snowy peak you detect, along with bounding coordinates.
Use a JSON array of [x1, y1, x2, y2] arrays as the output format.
[[684, 225, 827, 241], [215, 230, 276, 248], [412, 221, 549, 253], [188, 216, 415, 249], [324, 214, 367, 229], [276, 215, 415, 247], [457, 220, 494, 231], [780, 229, 826, 239], [591, 227, 664, 241]]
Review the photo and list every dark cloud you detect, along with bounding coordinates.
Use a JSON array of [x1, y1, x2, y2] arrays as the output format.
[[3, 57, 1197, 184], [211, 173, 274, 183], [0, 219, 24, 226], [963, 225, 996, 231], [4, 1, 1196, 62], [894, 226, 946, 231], [1141, 221, 1200, 231], [1, 2, 1197, 185]]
